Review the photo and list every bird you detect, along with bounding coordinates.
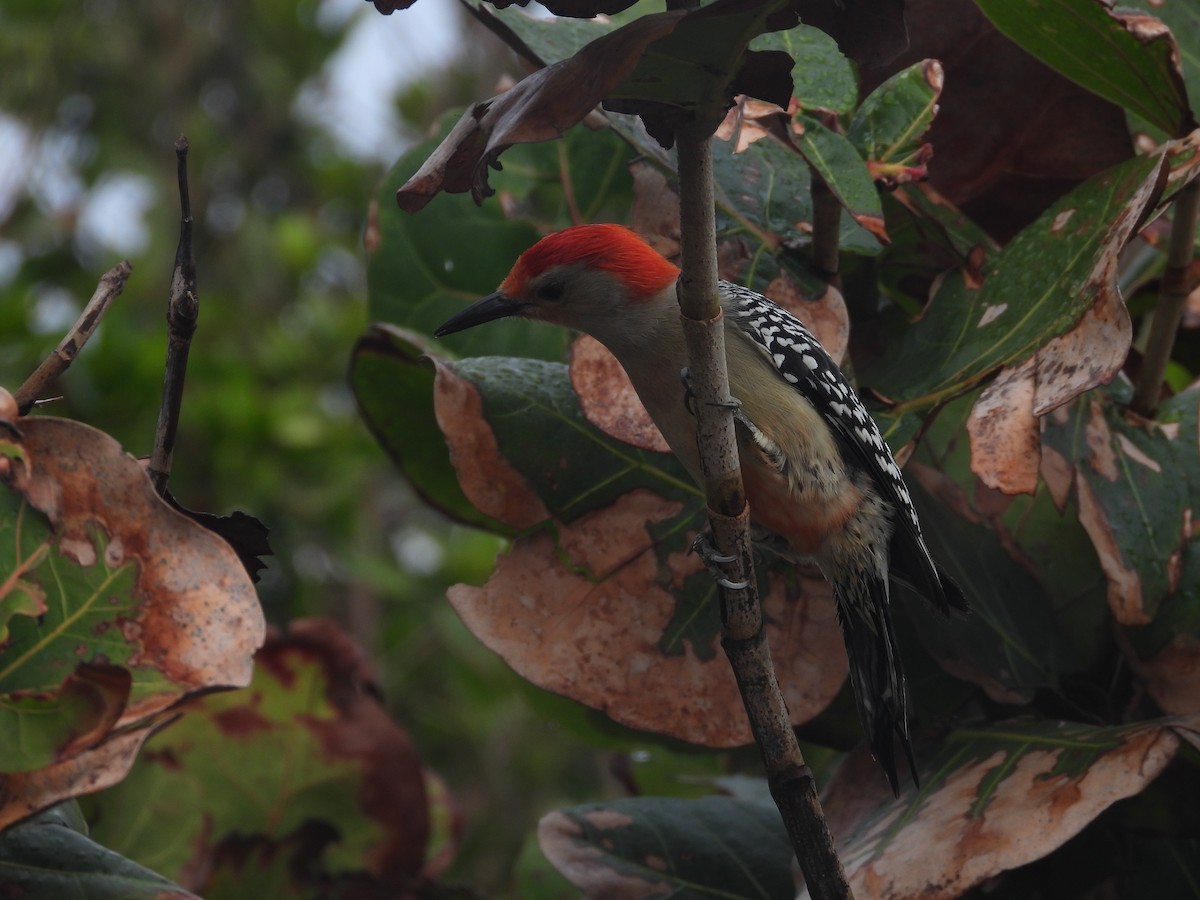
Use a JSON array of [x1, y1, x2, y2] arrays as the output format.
[[435, 223, 967, 793]]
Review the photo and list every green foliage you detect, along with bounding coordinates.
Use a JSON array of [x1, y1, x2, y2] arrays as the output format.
[[2, 0, 1200, 898]]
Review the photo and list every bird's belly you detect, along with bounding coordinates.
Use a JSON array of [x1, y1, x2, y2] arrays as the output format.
[[739, 451, 861, 556]]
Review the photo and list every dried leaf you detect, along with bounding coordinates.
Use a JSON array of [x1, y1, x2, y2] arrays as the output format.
[[570, 336, 669, 453], [822, 719, 1185, 899], [967, 357, 1040, 495], [396, 12, 685, 212]]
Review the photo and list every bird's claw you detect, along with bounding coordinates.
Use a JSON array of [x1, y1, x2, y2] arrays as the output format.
[[691, 530, 750, 591], [679, 367, 743, 417]]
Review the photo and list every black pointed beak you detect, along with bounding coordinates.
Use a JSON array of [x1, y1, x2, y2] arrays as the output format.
[[434, 292, 528, 337]]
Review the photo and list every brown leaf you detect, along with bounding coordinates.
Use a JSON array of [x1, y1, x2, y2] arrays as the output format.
[[396, 11, 685, 212], [432, 359, 550, 529], [7, 417, 264, 717], [763, 274, 849, 364], [447, 489, 846, 746], [570, 336, 670, 453], [967, 357, 1040, 495], [823, 722, 1182, 899], [1142, 635, 1200, 716], [0, 719, 162, 830]]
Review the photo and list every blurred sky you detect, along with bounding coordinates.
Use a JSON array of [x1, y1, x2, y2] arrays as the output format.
[[0, 0, 463, 276]]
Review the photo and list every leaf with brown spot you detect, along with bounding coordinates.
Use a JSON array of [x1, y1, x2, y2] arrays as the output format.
[[430, 355, 848, 743], [0, 417, 263, 825], [865, 152, 1166, 435], [823, 718, 1188, 900], [539, 795, 794, 898], [83, 619, 431, 894], [1041, 385, 1200, 624]]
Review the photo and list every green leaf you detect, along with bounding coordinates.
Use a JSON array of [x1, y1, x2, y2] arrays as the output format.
[[751, 24, 857, 114], [1041, 382, 1200, 623], [865, 152, 1165, 412], [902, 471, 1059, 702], [367, 126, 561, 361], [0, 802, 197, 899], [848, 59, 942, 170], [540, 796, 794, 899], [0, 491, 155, 702], [794, 113, 887, 244], [485, 4, 613, 64], [83, 623, 429, 888], [975, 0, 1195, 137], [349, 325, 503, 531], [712, 135, 882, 257], [608, 0, 792, 135], [450, 356, 698, 521]]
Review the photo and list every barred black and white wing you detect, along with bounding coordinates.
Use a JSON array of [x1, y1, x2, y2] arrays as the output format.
[[720, 282, 966, 615]]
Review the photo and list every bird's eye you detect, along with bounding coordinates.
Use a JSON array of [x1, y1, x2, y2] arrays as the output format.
[[537, 281, 565, 302]]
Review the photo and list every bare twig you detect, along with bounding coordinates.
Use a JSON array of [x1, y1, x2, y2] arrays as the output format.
[[148, 136, 200, 496], [674, 123, 853, 900], [809, 167, 842, 286], [1131, 178, 1200, 416], [13, 261, 132, 415]]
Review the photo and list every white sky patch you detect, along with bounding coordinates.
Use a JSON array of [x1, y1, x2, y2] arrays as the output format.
[[978, 303, 1008, 327], [297, 0, 461, 163], [76, 171, 157, 256]]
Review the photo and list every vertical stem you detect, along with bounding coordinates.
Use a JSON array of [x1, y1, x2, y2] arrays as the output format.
[[148, 136, 200, 496], [810, 167, 842, 286], [1131, 179, 1200, 417], [674, 124, 853, 900]]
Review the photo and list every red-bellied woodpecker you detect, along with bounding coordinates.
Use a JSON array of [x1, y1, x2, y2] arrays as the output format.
[[436, 223, 967, 793]]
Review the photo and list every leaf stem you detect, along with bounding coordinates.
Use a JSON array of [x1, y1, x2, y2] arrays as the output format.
[[1130, 178, 1200, 417]]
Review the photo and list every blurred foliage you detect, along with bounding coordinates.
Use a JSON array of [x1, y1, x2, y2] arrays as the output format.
[[3, 0, 1200, 898]]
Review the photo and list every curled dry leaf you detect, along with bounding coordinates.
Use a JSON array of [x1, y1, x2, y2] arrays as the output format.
[[396, 10, 685, 212], [967, 357, 1040, 495], [431, 355, 847, 743], [820, 720, 1184, 900], [570, 335, 669, 453], [448, 490, 846, 747], [0, 719, 164, 831]]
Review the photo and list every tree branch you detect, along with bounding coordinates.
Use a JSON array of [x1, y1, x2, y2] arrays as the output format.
[[148, 136, 200, 497], [13, 261, 132, 415], [1131, 178, 1200, 417], [673, 123, 853, 900]]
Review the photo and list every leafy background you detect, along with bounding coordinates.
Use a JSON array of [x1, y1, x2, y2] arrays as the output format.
[[1, 0, 1200, 898]]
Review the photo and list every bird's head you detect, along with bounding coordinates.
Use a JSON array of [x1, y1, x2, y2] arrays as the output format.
[[434, 224, 680, 342]]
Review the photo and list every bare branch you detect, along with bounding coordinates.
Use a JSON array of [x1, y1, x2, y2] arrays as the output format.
[[14, 261, 132, 415], [148, 136, 200, 497], [674, 123, 853, 899]]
